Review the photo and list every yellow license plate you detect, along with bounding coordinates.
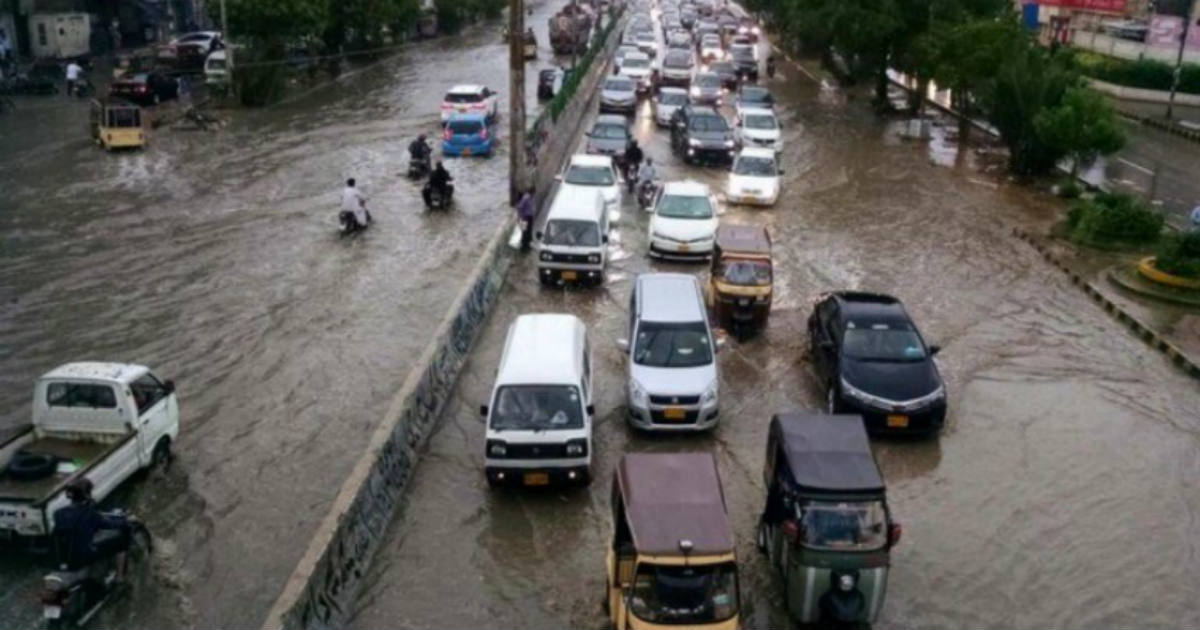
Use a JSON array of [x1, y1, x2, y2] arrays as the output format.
[[457, 106, 467, 111], [524, 472, 549, 486], [678, 243, 690, 252], [462, 147, 471, 156], [562, 271, 578, 280], [664, 407, 686, 420], [887, 415, 909, 428]]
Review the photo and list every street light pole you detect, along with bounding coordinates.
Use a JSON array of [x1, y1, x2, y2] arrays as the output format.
[[219, 0, 234, 95], [508, 0, 527, 205], [1166, 1, 1195, 120]]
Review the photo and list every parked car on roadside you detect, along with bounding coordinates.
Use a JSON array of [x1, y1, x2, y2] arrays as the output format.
[[159, 30, 223, 68], [109, 71, 179, 105], [807, 292, 947, 435]]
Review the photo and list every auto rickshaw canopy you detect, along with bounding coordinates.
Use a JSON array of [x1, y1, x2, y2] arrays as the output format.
[[714, 224, 771, 260], [617, 452, 734, 556], [770, 413, 884, 494], [91, 98, 142, 128]]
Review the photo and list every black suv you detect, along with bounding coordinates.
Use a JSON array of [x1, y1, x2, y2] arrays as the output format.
[[807, 292, 947, 435], [730, 45, 758, 81], [669, 105, 736, 165]]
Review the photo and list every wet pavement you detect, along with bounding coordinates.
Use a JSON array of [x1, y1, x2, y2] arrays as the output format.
[[350, 38, 1200, 630], [0, 4, 565, 628], [1088, 119, 1200, 230]]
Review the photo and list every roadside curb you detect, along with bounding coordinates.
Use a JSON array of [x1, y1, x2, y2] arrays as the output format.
[[1114, 109, 1200, 145], [1010, 227, 1200, 379]]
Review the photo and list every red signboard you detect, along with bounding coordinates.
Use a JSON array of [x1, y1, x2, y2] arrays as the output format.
[[1036, 0, 1126, 12]]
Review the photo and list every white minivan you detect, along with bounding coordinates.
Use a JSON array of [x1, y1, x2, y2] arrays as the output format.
[[619, 274, 723, 431], [482, 314, 594, 486], [536, 186, 610, 286]]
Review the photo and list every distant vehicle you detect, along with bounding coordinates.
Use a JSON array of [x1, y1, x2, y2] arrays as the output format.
[[559, 153, 622, 208], [665, 30, 692, 51], [807, 292, 947, 435], [536, 187, 610, 285], [108, 72, 179, 106], [0, 363, 178, 540], [585, 114, 632, 156], [648, 180, 720, 260], [204, 49, 229, 86], [726, 146, 781, 206], [440, 84, 499, 123], [441, 113, 494, 157], [89, 98, 144, 151], [737, 106, 782, 151], [737, 17, 761, 42], [670, 105, 736, 165], [689, 71, 725, 105], [699, 34, 723, 62], [620, 273, 723, 430], [730, 44, 758, 81], [706, 59, 739, 89], [599, 76, 638, 114], [735, 85, 775, 121], [659, 49, 695, 87], [159, 30, 223, 67], [680, 8, 698, 28], [614, 44, 642, 67], [618, 51, 654, 94], [653, 87, 689, 127], [635, 29, 658, 58], [482, 314, 594, 487]]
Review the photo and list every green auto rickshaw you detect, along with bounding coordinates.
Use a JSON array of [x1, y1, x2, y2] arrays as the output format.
[[756, 413, 902, 626]]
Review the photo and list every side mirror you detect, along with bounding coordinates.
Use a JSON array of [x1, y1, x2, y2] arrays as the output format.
[[617, 338, 630, 352], [479, 404, 488, 417], [929, 344, 941, 356], [602, 234, 609, 244], [164, 379, 176, 394], [586, 404, 596, 415], [554, 174, 564, 181], [888, 522, 903, 547]]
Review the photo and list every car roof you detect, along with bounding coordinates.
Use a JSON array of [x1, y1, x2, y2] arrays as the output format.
[[547, 187, 605, 221], [605, 75, 635, 84], [624, 51, 650, 61], [617, 452, 734, 556], [662, 179, 710, 196], [740, 85, 771, 96], [830, 291, 910, 323], [737, 146, 776, 160], [569, 153, 616, 168], [446, 112, 488, 123], [42, 362, 149, 385], [497, 314, 586, 386], [740, 106, 775, 118], [638, 273, 705, 322], [446, 84, 486, 95], [658, 86, 688, 95], [716, 223, 770, 255], [594, 114, 629, 126], [771, 413, 885, 493]]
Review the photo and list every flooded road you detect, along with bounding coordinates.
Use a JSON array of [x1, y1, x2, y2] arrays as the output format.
[[350, 48, 1200, 630], [0, 4, 565, 627]]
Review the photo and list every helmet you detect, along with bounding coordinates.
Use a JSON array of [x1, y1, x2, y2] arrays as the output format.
[[418, 134, 427, 142], [65, 478, 94, 503]]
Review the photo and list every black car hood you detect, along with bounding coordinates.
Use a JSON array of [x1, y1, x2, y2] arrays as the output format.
[[689, 129, 731, 145], [840, 357, 940, 402]]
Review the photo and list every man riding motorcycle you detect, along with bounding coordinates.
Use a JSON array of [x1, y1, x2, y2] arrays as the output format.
[[623, 139, 644, 191], [635, 157, 658, 208], [408, 134, 432, 176], [53, 479, 131, 581], [423, 161, 455, 208], [340, 178, 370, 231]]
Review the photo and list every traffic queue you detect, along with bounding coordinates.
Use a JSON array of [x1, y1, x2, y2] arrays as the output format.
[[476, 0, 944, 627]]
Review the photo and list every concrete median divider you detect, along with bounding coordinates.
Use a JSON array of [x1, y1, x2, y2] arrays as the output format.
[[260, 13, 626, 630]]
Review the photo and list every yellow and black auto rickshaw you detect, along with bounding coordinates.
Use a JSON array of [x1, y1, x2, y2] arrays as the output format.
[[90, 98, 145, 151], [606, 452, 741, 630], [706, 224, 772, 341]]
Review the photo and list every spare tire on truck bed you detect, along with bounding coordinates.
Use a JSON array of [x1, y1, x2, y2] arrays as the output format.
[[5, 450, 58, 480]]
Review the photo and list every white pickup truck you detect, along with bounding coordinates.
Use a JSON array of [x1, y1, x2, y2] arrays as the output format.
[[0, 362, 179, 540]]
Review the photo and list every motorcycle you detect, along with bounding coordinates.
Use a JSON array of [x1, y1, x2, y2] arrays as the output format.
[[339, 208, 371, 235], [407, 155, 431, 179], [637, 179, 658, 211], [40, 511, 152, 630], [623, 161, 641, 193], [423, 182, 454, 210]]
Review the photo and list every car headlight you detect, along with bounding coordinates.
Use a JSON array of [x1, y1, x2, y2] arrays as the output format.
[[688, 138, 702, 147], [539, 251, 553, 261], [629, 379, 648, 405], [487, 440, 507, 457], [565, 438, 588, 456], [723, 139, 735, 148], [755, 293, 770, 303], [702, 381, 718, 404], [840, 376, 881, 406], [588, 253, 601, 263], [690, 86, 700, 97]]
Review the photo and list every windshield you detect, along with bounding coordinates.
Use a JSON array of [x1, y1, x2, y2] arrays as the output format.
[[744, 114, 776, 130], [445, 92, 483, 103], [624, 57, 651, 69], [740, 88, 772, 104], [489, 385, 584, 431], [657, 193, 713, 219], [733, 156, 776, 176], [842, 325, 926, 361], [629, 562, 739, 625], [605, 78, 635, 92], [689, 115, 728, 132], [710, 62, 734, 74], [565, 164, 614, 186], [543, 219, 601, 247], [634, 321, 713, 368], [448, 120, 483, 134], [732, 48, 755, 61], [659, 91, 688, 105], [799, 500, 888, 551], [592, 123, 628, 140], [695, 74, 721, 88], [665, 51, 692, 67], [716, 259, 770, 285], [702, 36, 721, 46]]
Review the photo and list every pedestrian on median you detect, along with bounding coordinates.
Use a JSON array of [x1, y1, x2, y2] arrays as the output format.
[[1191, 204, 1200, 232], [516, 187, 536, 252]]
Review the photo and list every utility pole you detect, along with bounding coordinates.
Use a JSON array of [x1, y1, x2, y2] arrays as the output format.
[[219, 0, 235, 97], [508, 0, 527, 205], [1166, 1, 1196, 120]]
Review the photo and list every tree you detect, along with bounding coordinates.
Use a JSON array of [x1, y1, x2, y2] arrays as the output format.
[[1034, 85, 1126, 177], [928, 16, 1026, 141], [978, 46, 1076, 176], [226, 0, 329, 45]]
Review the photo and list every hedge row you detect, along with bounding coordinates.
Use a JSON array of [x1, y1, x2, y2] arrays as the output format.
[[1073, 50, 1200, 95], [1066, 192, 1164, 247]]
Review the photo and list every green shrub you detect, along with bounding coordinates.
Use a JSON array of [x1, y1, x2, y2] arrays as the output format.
[[1068, 192, 1164, 246], [1057, 178, 1083, 199], [234, 46, 288, 106], [1072, 49, 1200, 95], [1155, 232, 1200, 279]]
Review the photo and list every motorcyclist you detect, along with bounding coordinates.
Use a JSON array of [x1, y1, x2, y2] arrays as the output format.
[[52, 478, 131, 580], [424, 161, 454, 206], [623, 139, 644, 187], [636, 157, 658, 202], [408, 135, 432, 169], [340, 178, 370, 230], [766, 53, 776, 79]]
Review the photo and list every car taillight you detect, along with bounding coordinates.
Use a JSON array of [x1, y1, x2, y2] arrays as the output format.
[[136, 85, 147, 92], [470, 102, 485, 109], [443, 127, 452, 141]]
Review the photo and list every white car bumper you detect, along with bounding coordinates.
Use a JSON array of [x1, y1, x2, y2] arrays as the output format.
[[648, 234, 714, 258]]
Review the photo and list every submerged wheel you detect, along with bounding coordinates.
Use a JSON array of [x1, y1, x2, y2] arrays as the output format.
[[151, 438, 172, 470]]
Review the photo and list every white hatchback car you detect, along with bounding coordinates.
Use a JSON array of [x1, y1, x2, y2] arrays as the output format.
[[737, 107, 782, 152], [648, 180, 720, 259], [440, 84, 499, 123], [726, 147, 781, 206]]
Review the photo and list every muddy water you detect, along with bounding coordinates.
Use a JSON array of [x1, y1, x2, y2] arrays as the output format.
[[0, 4, 564, 627], [349, 52, 1200, 630]]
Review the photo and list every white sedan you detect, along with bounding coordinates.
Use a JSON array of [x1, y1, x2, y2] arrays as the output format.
[[559, 153, 622, 208], [648, 180, 720, 259], [726, 147, 781, 207], [737, 107, 782, 152]]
